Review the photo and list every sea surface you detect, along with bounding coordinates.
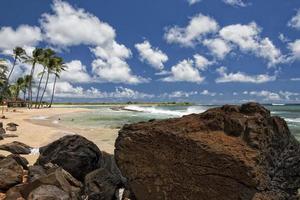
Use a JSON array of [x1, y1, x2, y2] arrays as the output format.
[[57, 104, 300, 140]]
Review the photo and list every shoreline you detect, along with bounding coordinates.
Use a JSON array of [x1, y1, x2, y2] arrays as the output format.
[[0, 106, 119, 164]]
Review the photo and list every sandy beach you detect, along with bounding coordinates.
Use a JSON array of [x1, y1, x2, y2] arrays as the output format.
[[0, 106, 119, 164]]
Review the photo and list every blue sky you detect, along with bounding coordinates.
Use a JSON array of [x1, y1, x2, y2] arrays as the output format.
[[0, 0, 300, 104]]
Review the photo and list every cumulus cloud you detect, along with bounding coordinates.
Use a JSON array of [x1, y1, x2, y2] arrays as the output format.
[[288, 9, 300, 30], [60, 60, 92, 83], [161, 59, 204, 83], [222, 0, 248, 7], [201, 90, 216, 96], [215, 66, 276, 83], [288, 39, 300, 61], [187, 0, 202, 5], [164, 14, 219, 47], [203, 38, 231, 59], [40, 0, 115, 47], [193, 54, 214, 71], [40, 0, 146, 84], [0, 25, 42, 52], [135, 40, 168, 70], [161, 90, 198, 98], [219, 22, 282, 66], [46, 82, 154, 99], [249, 90, 281, 101]]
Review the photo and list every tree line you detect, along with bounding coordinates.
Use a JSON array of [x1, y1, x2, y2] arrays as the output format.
[[0, 47, 67, 109]]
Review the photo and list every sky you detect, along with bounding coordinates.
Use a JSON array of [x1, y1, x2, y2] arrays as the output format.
[[0, 0, 300, 104]]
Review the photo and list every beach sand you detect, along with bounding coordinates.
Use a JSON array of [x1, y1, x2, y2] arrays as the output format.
[[0, 106, 119, 164]]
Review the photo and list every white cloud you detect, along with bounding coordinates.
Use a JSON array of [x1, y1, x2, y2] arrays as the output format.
[[41, 0, 146, 84], [288, 9, 300, 30], [291, 78, 300, 81], [0, 25, 42, 51], [40, 0, 115, 47], [135, 40, 168, 70], [161, 91, 198, 98], [203, 38, 231, 59], [61, 60, 92, 83], [219, 22, 282, 66], [288, 39, 300, 61], [249, 90, 281, 101], [91, 57, 148, 84], [164, 14, 219, 47], [47, 82, 154, 99], [201, 90, 216, 96], [187, 0, 202, 5], [193, 54, 214, 70], [161, 59, 204, 83], [278, 33, 290, 43], [222, 0, 248, 7], [216, 66, 276, 83]]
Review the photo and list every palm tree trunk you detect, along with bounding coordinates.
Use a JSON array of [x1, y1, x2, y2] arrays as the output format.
[[34, 68, 45, 108], [49, 75, 57, 108], [28, 61, 36, 109], [38, 71, 50, 109], [7, 55, 17, 82]]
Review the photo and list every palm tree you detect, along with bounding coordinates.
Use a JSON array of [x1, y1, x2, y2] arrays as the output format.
[[49, 57, 66, 108], [34, 48, 55, 108], [7, 47, 26, 81], [38, 56, 58, 108], [21, 75, 31, 101], [27, 48, 44, 108], [0, 60, 8, 101]]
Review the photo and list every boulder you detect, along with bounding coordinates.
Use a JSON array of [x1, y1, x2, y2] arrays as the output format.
[[5, 184, 26, 200], [115, 102, 300, 200], [0, 122, 5, 135], [0, 141, 32, 154], [6, 126, 17, 131], [2, 133, 18, 138], [7, 154, 29, 170], [35, 135, 102, 181], [21, 167, 83, 200], [0, 157, 23, 191], [84, 168, 122, 200], [7, 122, 19, 127]]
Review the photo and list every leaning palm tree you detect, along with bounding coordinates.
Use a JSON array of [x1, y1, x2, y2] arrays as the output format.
[[38, 56, 58, 108], [49, 57, 66, 108], [0, 60, 8, 102], [21, 75, 31, 101], [34, 48, 55, 108], [26, 48, 44, 108], [7, 47, 26, 81]]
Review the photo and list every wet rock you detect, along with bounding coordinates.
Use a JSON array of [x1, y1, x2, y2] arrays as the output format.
[[7, 154, 29, 170], [36, 135, 102, 181], [0, 157, 23, 191], [115, 102, 300, 200], [0, 141, 32, 154], [84, 168, 122, 200]]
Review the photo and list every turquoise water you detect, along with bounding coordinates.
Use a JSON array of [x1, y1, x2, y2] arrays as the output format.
[[58, 104, 300, 140]]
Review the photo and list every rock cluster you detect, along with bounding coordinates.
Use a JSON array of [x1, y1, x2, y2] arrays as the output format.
[[0, 135, 129, 200], [115, 102, 300, 200]]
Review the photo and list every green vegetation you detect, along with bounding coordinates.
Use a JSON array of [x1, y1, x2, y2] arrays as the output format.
[[0, 47, 67, 109]]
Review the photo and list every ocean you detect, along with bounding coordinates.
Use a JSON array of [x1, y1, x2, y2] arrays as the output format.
[[57, 104, 300, 140]]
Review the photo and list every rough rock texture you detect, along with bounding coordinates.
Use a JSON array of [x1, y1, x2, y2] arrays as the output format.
[[0, 141, 32, 154], [84, 168, 122, 200], [0, 122, 5, 135], [115, 102, 300, 200], [7, 154, 29, 170], [21, 167, 83, 200], [35, 135, 102, 181], [6, 126, 17, 131], [0, 157, 23, 191]]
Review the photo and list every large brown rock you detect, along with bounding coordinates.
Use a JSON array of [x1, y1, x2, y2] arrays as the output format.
[[115, 102, 300, 200], [0, 141, 32, 154], [0, 157, 23, 191], [35, 135, 102, 181]]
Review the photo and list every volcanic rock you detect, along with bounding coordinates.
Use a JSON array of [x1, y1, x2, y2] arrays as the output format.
[[35, 134, 102, 181], [7, 154, 29, 170], [115, 102, 300, 200], [0, 141, 32, 154], [0, 157, 23, 191]]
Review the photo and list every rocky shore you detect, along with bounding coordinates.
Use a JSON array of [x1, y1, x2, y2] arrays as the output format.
[[0, 102, 299, 200]]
